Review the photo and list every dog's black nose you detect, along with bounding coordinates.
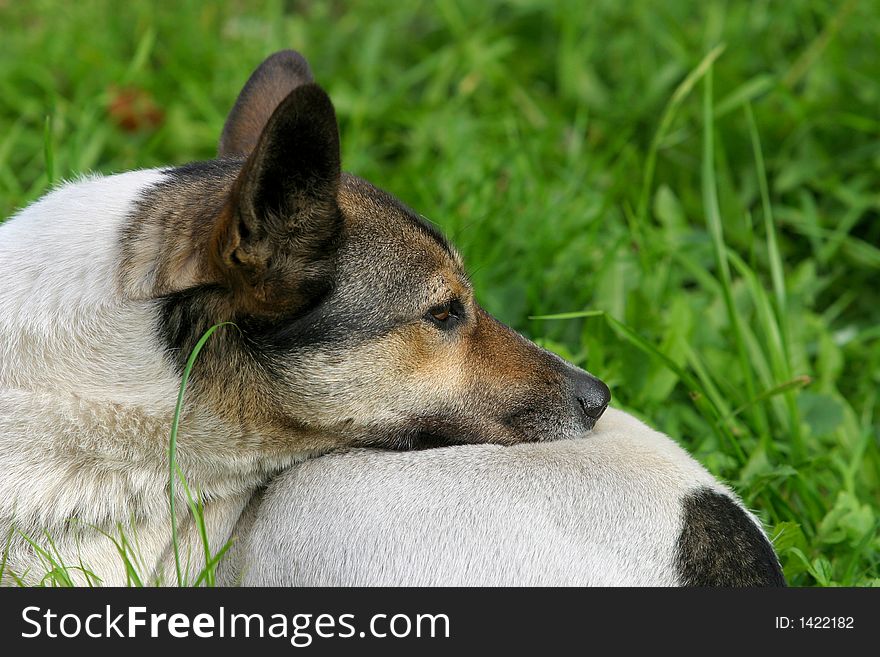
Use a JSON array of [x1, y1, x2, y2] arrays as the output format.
[[574, 372, 611, 423]]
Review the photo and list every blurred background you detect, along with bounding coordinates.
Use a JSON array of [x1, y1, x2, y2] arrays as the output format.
[[1, 0, 878, 585]]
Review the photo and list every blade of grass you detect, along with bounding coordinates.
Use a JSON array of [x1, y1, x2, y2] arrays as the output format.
[[77, 555, 100, 588], [169, 322, 236, 587], [636, 44, 725, 229], [177, 465, 218, 587], [728, 248, 807, 453], [122, 26, 157, 83], [192, 540, 235, 588], [782, 0, 858, 89], [681, 343, 739, 429], [42, 530, 77, 587], [746, 103, 789, 343], [842, 518, 880, 585], [702, 63, 769, 440], [716, 376, 812, 427], [17, 532, 74, 587], [118, 530, 145, 587], [0, 525, 14, 585], [530, 310, 606, 320], [714, 74, 775, 118], [530, 309, 744, 460], [780, 219, 880, 269], [7, 569, 28, 587]]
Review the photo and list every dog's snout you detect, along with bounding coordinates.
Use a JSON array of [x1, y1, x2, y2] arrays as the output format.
[[574, 373, 611, 423]]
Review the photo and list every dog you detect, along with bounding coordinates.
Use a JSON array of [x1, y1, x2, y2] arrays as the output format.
[[0, 50, 611, 585], [218, 407, 785, 586]]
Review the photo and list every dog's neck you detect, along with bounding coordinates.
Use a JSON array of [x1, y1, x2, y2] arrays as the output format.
[[0, 171, 311, 584]]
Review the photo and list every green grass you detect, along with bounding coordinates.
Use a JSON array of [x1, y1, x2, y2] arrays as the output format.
[[1, 0, 878, 586]]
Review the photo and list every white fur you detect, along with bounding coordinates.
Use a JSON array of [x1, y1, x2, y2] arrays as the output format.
[[219, 408, 754, 586], [0, 172, 296, 585], [0, 171, 177, 407]]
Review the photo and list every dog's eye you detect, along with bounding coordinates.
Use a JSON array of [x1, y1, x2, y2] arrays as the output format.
[[425, 301, 460, 329]]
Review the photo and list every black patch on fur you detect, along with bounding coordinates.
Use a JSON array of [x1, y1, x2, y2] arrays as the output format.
[[236, 291, 372, 368], [244, 307, 380, 356], [676, 487, 786, 587], [156, 276, 398, 377], [155, 282, 333, 374], [156, 285, 228, 371]]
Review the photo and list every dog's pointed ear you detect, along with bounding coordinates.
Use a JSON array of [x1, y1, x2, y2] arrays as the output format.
[[210, 82, 343, 313], [219, 50, 315, 158]]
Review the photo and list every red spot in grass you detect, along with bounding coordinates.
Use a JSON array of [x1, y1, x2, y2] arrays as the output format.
[[107, 86, 164, 132]]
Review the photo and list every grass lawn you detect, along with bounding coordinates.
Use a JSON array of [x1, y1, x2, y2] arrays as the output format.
[[0, 0, 877, 586]]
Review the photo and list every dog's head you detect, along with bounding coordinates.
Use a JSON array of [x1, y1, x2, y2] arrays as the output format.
[[126, 51, 609, 450]]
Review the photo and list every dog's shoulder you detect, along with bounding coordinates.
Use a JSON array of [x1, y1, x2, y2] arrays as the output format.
[[222, 409, 785, 586]]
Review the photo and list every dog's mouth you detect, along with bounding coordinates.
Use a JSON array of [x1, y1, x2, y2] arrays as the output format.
[[354, 416, 495, 451], [393, 421, 482, 451], [580, 418, 598, 433], [501, 402, 600, 439], [349, 395, 606, 451], [357, 411, 579, 451], [408, 430, 458, 450]]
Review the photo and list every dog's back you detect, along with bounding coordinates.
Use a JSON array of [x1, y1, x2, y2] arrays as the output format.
[[220, 408, 785, 586]]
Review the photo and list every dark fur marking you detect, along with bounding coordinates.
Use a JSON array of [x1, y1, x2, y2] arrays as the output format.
[[236, 286, 376, 363], [243, 304, 388, 357], [156, 285, 229, 371], [676, 487, 786, 587], [156, 280, 348, 375]]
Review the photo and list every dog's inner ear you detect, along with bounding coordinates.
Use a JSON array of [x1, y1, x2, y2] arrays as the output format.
[[219, 50, 315, 158], [211, 82, 343, 314]]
